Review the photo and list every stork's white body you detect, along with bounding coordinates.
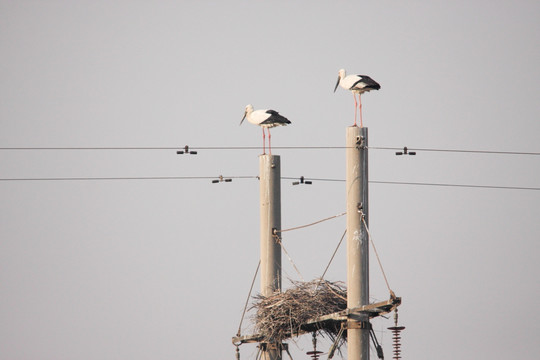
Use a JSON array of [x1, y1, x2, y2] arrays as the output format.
[[241, 104, 291, 154], [242, 105, 290, 128], [335, 69, 380, 94]]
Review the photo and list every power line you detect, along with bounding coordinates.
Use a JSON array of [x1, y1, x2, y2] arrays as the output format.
[[0, 147, 180, 150], [0, 175, 538, 191], [290, 177, 540, 191], [288, 177, 540, 191], [369, 180, 540, 191], [283, 177, 344, 182], [0, 146, 345, 151], [0, 175, 257, 182], [287, 177, 540, 191], [369, 146, 540, 156], [1, 145, 539, 155]]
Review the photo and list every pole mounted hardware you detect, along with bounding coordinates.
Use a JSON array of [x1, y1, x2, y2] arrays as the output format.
[[369, 324, 385, 359], [306, 332, 323, 360], [356, 135, 366, 149], [395, 146, 416, 156], [388, 309, 405, 360], [176, 145, 197, 155], [328, 323, 346, 359], [212, 175, 232, 183], [292, 176, 312, 185]]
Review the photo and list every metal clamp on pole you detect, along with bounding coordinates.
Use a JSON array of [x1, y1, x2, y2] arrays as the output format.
[[347, 319, 371, 329]]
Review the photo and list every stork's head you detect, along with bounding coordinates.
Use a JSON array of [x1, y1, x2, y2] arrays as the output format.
[[334, 69, 346, 92], [240, 104, 254, 125]]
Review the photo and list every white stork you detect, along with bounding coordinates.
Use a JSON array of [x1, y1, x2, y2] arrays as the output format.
[[334, 69, 380, 127], [240, 104, 291, 155]]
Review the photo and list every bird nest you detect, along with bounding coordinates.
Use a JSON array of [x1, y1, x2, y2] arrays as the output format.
[[251, 279, 348, 345]]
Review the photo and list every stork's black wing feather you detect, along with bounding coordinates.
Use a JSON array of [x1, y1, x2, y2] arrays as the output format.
[[261, 110, 291, 125], [351, 75, 381, 91]]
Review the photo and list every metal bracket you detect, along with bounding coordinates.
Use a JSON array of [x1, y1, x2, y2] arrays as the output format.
[[347, 320, 371, 329], [176, 145, 197, 155], [356, 136, 366, 150], [259, 342, 286, 351], [212, 175, 232, 183], [369, 325, 384, 359], [395, 146, 416, 156], [292, 176, 312, 185]]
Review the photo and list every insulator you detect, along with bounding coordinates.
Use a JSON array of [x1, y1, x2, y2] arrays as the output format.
[[388, 325, 405, 360], [306, 332, 322, 360], [176, 145, 197, 155], [306, 351, 322, 360]]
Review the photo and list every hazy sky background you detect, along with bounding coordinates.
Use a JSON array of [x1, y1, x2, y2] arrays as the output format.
[[1, 1, 539, 359]]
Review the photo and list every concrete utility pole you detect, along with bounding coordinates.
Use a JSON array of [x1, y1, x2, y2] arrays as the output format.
[[259, 154, 282, 360], [346, 126, 370, 360]]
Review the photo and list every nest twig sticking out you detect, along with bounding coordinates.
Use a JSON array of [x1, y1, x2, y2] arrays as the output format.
[[251, 279, 348, 346]]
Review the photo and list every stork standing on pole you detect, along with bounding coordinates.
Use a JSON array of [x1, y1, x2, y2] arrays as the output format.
[[334, 69, 380, 127], [240, 104, 291, 155]]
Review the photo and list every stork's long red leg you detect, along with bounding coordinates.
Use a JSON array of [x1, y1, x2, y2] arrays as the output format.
[[359, 94, 363, 128], [268, 128, 272, 155], [353, 93, 358, 126], [262, 127, 266, 155]]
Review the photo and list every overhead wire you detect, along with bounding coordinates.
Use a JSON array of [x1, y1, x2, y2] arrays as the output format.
[[0, 146, 345, 151], [361, 214, 393, 297], [1, 145, 539, 156], [0, 175, 538, 191], [273, 233, 305, 282], [369, 180, 540, 191], [0, 147, 181, 150], [287, 177, 540, 191], [271, 212, 349, 286], [2, 146, 538, 190], [369, 146, 540, 156], [317, 229, 347, 282], [0, 175, 257, 182], [282, 176, 344, 183], [236, 260, 260, 338], [275, 212, 346, 233]]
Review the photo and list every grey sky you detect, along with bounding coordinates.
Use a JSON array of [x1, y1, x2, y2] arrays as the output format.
[[1, 1, 539, 359]]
